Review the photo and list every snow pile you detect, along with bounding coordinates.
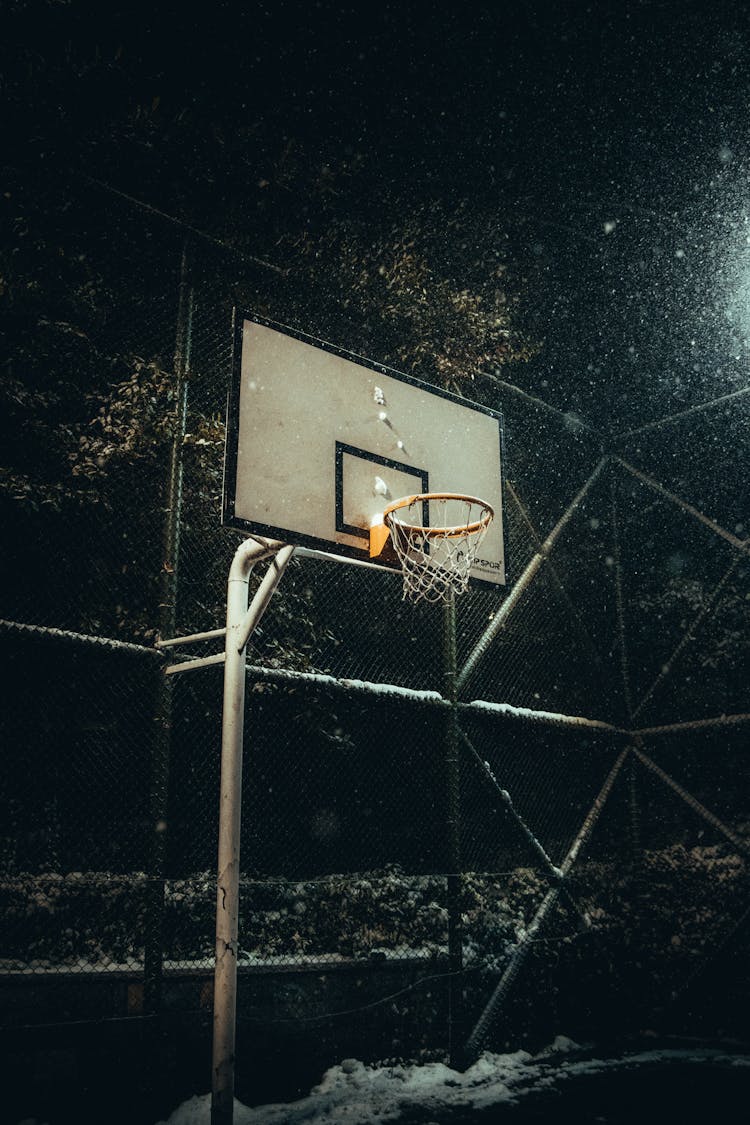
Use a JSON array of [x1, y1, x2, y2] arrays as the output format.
[[159, 1038, 550, 1124], [156, 1040, 750, 1124], [157, 1049, 533, 1124]]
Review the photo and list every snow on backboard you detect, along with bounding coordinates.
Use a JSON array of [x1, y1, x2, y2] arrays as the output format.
[[223, 314, 506, 588]]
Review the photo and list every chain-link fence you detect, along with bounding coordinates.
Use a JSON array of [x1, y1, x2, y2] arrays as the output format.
[[1, 171, 748, 1086]]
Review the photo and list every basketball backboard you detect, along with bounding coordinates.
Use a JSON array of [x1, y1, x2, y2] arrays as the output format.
[[223, 314, 506, 588]]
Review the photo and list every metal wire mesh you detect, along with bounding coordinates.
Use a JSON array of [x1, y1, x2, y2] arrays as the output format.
[[0, 176, 748, 1066], [0, 628, 159, 976]]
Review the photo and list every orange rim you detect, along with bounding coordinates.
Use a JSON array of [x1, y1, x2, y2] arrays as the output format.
[[383, 493, 494, 540]]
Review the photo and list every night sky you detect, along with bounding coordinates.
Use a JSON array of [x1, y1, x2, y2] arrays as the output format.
[[5, 0, 750, 437]]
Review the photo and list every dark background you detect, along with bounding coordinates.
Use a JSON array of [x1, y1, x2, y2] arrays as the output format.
[[2, 4, 750, 1121], [5, 0, 750, 436]]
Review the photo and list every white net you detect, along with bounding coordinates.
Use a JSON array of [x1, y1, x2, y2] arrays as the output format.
[[384, 493, 494, 604]]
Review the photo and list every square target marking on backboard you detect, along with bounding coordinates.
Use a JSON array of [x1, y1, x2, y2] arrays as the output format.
[[223, 313, 506, 588], [335, 443, 429, 540]]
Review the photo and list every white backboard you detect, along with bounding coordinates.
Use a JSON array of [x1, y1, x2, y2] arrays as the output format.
[[223, 314, 506, 588]]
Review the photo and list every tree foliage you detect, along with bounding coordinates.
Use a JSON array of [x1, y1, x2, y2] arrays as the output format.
[[285, 198, 538, 393], [1, 7, 542, 645]]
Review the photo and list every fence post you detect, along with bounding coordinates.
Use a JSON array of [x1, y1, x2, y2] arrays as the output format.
[[144, 237, 194, 1017], [442, 589, 463, 1068]]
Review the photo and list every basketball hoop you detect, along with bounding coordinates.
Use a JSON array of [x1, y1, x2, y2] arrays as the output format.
[[382, 493, 494, 604]]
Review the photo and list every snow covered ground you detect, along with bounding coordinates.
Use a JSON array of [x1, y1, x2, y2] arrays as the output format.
[[154, 1039, 750, 1124], [11, 1038, 750, 1124]]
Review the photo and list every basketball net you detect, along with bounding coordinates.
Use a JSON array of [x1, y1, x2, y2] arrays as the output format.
[[383, 493, 494, 604]]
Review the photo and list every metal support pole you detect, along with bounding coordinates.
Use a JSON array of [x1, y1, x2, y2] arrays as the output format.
[[145, 237, 194, 1018], [627, 754, 642, 870], [442, 590, 463, 1068], [211, 538, 292, 1125]]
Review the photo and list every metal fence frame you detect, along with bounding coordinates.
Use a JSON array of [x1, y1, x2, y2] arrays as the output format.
[[152, 437, 750, 1122], [1, 176, 749, 1124]]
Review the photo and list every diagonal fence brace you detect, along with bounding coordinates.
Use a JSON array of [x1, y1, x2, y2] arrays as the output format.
[[457, 727, 590, 931], [615, 458, 749, 554], [457, 458, 608, 697], [612, 383, 750, 442], [464, 745, 630, 1061], [505, 480, 604, 667], [631, 741, 750, 860], [631, 555, 744, 721]]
